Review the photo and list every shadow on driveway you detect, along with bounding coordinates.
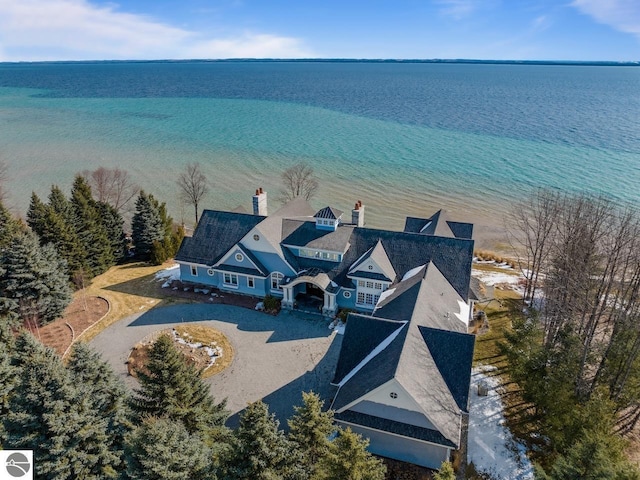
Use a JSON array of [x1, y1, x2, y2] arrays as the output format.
[[226, 333, 342, 430], [127, 303, 333, 343]]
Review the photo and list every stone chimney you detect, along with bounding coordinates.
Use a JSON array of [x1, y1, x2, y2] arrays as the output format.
[[252, 187, 268, 216], [352, 200, 364, 227]]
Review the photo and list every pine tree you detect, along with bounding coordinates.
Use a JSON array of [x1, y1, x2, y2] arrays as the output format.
[[126, 417, 216, 480], [314, 427, 386, 480], [48, 184, 76, 226], [0, 201, 20, 249], [67, 343, 130, 471], [96, 200, 125, 263], [130, 334, 228, 441], [288, 391, 335, 477], [226, 400, 303, 480], [131, 190, 165, 258], [26, 191, 48, 237], [0, 320, 16, 446], [0, 232, 72, 325], [71, 175, 114, 276], [3, 333, 121, 479]]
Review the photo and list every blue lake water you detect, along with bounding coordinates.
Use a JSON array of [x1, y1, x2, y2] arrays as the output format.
[[0, 61, 638, 238]]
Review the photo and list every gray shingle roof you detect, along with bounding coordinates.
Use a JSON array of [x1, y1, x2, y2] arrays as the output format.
[[332, 314, 405, 385], [334, 411, 457, 448], [281, 220, 354, 253], [175, 210, 265, 265], [419, 326, 475, 413], [404, 210, 473, 240], [314, 206, 343, 219], [282, 222, 474, 300], [331, 262, 474, 447], [348, 240, 396, 282]]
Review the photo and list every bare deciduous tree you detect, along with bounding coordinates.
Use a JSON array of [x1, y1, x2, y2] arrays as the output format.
[[279, 162, 318, 203], [177, 162, 208, 224], [82, 167, 139, 213]]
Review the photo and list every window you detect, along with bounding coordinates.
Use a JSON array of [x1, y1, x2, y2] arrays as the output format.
[[247, 277, 255, 288], [357, 292, 365, 304], [235, 252, 244, 262], [366, 281, 374, 288], [207, 268, 215, 276], [389, 392, 398, 399], [368, 264, 374, 270], [343, 291, 351, 299], [271, 272, 284, 290], [223, 273, 238, 286], [365, 293, 374, 304], [253, 234, 260, 241], [374, 282, 382, 290], [299, 249, 340, 262], [358, 280, 365, 287], [190, 265, 198, 276]]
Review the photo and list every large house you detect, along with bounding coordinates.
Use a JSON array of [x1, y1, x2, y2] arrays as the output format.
[[175, 189, 476, 469]]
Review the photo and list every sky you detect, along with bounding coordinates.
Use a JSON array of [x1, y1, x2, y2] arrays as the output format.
[[0, 0, 638, 62]]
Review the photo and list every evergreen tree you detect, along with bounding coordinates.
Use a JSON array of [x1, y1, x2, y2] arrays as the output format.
[[3, 333, 121, 479], [433, 461, 456, 480], [130, 334, 228, 442], [131, 190, 165, 258], [537, 429, 640, 480], [68, 343, 130, 470], [314, 427, 386, 480], [288, 391, 335, 477], [226, 400, 303, 480], [48, 184, 76, 226], [0, 200, 20, 250], [26, 191, 48, 238], [126, 417, 216, 480], [96, 200, 125, 263], [71, 175, 114, 276], [0, 232, 72, 325], [0, 320, 16, 446]]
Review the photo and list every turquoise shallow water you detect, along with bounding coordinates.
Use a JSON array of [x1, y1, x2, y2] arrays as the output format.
[[0, 62, 638, 238]]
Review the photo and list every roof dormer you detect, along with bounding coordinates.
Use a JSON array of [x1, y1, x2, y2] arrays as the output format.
[[314, 206, 343, 231]]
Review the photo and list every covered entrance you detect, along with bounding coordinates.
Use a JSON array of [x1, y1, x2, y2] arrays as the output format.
[[281, 268, 339, 317]]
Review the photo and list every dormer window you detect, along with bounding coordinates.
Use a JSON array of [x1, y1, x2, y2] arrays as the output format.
[[314, 207, 343, 231]]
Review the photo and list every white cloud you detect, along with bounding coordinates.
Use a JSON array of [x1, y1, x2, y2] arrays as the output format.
[[0, 0, 313, 61], [571, 0, 640, 38], [531, 15, 551, 32], [436, 0, 477, 19]]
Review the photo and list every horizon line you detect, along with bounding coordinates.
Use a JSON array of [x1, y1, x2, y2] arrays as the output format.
[[1, 58, 638, 66]]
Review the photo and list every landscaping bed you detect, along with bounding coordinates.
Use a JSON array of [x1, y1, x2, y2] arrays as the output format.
[[127, 324, 234, 379]]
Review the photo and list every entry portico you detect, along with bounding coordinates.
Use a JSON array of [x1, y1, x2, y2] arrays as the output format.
[[281, 268, 339, 316]]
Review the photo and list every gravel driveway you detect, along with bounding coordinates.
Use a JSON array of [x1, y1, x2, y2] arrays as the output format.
[[89, 304, 342, 427]]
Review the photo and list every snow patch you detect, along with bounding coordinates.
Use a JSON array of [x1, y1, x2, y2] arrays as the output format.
[[468, 366, 533, 480], [376, 288, 396, 305], [472, 268, 525, 296], [156, 264, 180, 288], [454, 299, 470, 325]]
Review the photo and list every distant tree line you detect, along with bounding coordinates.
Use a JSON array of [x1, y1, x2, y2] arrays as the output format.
[[504, 190, 640, 479], [0, 326, 386, 480]]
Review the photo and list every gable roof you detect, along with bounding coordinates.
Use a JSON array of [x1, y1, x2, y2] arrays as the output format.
[[404, 210, 473, 240], [348, 240, 396, 282], [331, 262, 475, 447], [282, 222, 474, 299], [175, 210, 265, 265]]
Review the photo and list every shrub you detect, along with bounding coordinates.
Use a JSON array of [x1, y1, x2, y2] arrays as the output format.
[[263, 295, 281, 313]]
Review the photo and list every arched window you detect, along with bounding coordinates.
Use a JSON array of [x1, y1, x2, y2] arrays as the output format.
[[271, 272, 284, 291]]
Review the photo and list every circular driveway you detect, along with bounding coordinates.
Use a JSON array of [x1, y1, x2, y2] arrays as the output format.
[[89, 304, 342, 426]]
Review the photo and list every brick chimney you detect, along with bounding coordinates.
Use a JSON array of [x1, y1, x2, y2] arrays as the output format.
[[352, 200, 364, 227], [252, 187, 268, 216]]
